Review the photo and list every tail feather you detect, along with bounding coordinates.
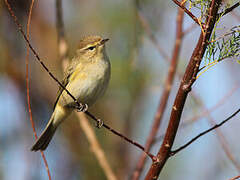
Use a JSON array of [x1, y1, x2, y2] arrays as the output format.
[[31, 120, 56, 151], [31, 104, 70, 151]]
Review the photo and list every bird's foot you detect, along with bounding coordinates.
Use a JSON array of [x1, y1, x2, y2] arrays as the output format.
[[76, 103, 88, 112], [96, 119, 103, 128]]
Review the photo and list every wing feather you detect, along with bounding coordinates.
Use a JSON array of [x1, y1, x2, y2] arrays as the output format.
[[53, 66, 74, 109]]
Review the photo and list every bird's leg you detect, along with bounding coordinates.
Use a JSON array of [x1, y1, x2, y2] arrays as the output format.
[[68, 103, 102, 127], [67, 102, 88, 112], [96, 119, 103, 128], [76, 103, 88, 112]]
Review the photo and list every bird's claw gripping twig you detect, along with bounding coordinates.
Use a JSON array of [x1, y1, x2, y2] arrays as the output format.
[[96, 119, 103, 128], [77, 103, 88, 112]]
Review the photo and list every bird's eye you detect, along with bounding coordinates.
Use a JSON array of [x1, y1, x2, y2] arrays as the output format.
[[87, 46, 96, 50]]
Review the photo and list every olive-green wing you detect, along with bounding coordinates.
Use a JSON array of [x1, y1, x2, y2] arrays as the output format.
[[53, 69, 73, 109]]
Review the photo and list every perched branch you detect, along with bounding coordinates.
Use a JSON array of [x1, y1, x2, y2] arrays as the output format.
[[170, 109, 240, 156], [85, 111, 155, 160], [132, 4, 184, 180], [4, 0, 154, 160], [26, 1, 51, 179]]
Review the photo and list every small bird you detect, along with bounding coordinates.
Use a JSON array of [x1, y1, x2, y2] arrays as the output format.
[[31, 35, 111, 151]]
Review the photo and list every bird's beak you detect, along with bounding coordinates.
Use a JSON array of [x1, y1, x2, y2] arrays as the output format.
[[100, 38, 109, 45]]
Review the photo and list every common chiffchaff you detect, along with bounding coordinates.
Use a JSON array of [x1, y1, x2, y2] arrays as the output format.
[[31, 35, 111, 151]]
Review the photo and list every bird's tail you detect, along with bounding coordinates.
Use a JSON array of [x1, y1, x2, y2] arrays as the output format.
[[31, 113, 57, 151]]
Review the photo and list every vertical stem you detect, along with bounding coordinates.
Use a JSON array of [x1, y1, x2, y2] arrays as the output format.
[[132, 4, 184, 180], [26, 1, 51, 179]]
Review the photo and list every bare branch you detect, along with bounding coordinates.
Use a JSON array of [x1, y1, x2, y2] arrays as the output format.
[[132, 4, 184, 180], [229, 175, 240, 180], [85, 111, 155, 160], [26, 0, 51, 179], [170, 109, 240, 156], [207, 117, 240, 172]]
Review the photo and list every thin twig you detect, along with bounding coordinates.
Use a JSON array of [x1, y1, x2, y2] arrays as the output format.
[[132, 4, 184, 180], [26, 1, 51, 179], [221, 2, 240, 16], [172, 0, 205, 28], [4, 0, 154, 160], [85, 111, 155, 160], [170, 109, 240, 156], [55, 1, 117, 179], [191, 88, 240, 172], [207, 117, 240, 172]]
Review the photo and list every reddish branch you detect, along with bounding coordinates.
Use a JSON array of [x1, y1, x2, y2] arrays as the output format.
[[25, 0, 51, 179], [132, 5, 184, 180], [145, 1, 222, 179], [230, 175, 240, 180]]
